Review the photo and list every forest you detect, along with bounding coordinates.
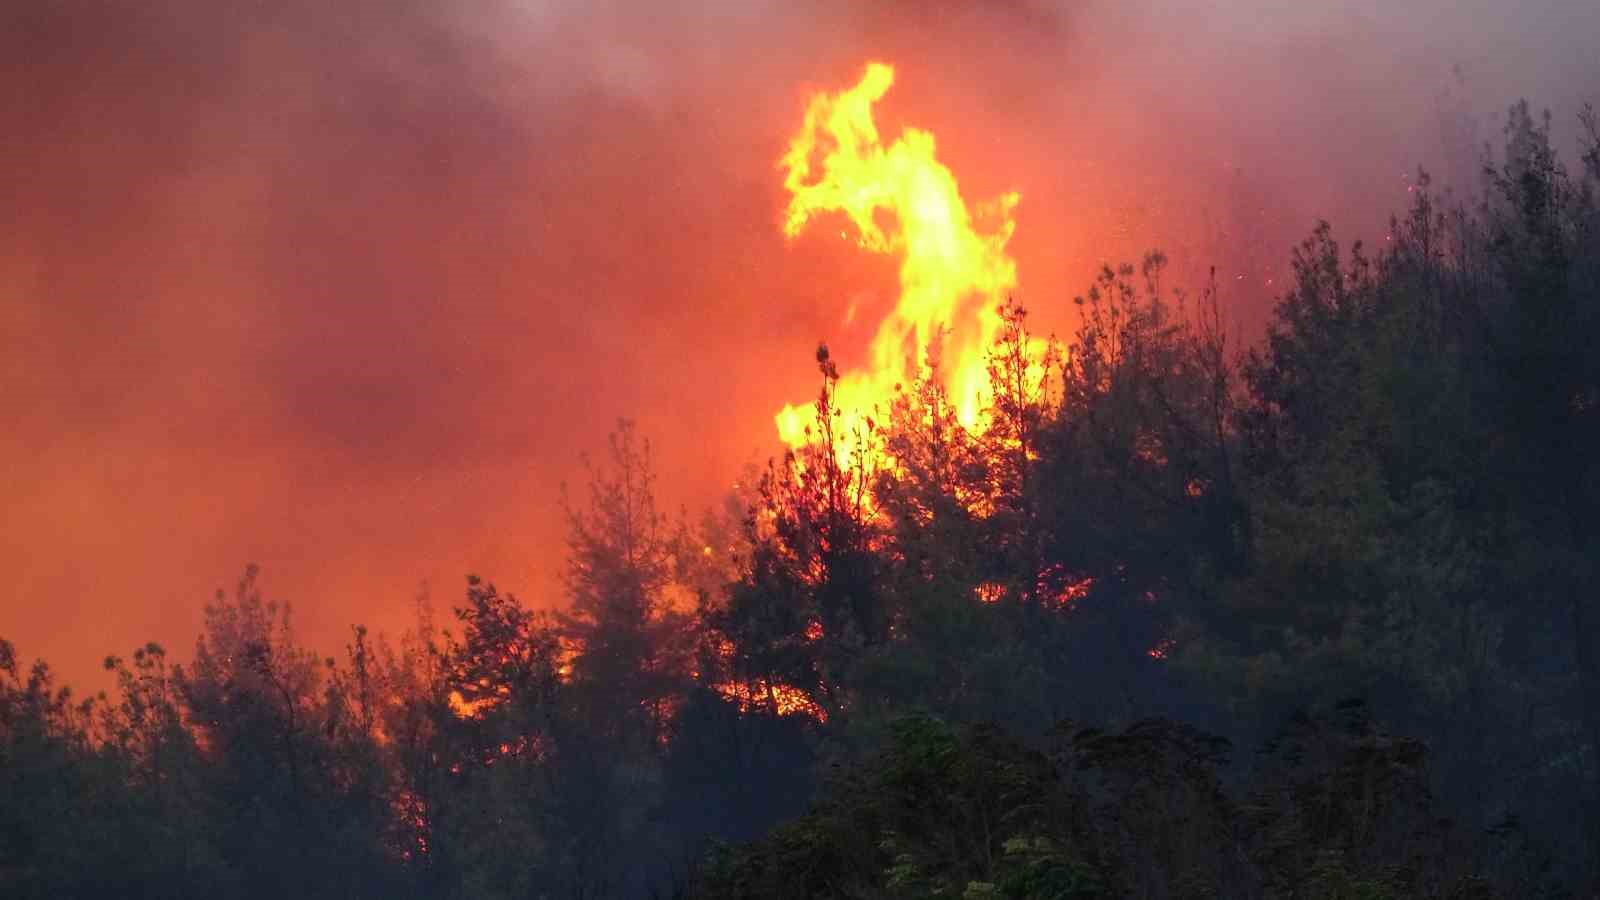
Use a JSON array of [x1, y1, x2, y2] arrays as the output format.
[[3, 101, 1598, 899]]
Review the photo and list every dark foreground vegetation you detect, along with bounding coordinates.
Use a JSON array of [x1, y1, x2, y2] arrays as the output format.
[[4, 103, 1599, 898]]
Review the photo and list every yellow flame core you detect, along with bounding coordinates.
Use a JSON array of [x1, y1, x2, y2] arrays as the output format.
[[775, 62, 1020, 451]]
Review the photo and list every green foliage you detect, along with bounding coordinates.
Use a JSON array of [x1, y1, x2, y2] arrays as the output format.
[[991, 836, 1108, 899], [696, 713, 1096, 900], [698, 708, 1475, 899]]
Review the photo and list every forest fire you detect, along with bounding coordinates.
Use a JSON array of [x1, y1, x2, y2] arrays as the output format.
[[773, 62, 1030, 459], [698, 631, 829, 723], [447, 690, 495, 719], [714, 679, 829, 723], [0, 0, 1596, 890]]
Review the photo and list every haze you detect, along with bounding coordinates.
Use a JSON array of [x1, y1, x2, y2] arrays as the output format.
[[4, 0, 1597, 687]]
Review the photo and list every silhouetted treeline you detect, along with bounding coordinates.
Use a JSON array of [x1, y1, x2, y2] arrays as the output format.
[[698, 705, 1487, 899], [3, 101, 1597, 898]]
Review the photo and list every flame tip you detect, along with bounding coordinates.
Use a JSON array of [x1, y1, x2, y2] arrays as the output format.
[[773, 61, 1030, 470]]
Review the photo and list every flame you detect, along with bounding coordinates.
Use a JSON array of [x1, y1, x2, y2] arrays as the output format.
[[697, 635, 827, 722], [395, 788, 430, 860], [774, 62, 1020, 454], [715, 679, 828, 723], [1053, 575, 1094, 608], [448, 689, 498, 719], [974, 581, 1006, 604]]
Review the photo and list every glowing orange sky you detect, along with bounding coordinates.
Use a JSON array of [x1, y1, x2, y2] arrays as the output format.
[[3, 0, 1597, 688]]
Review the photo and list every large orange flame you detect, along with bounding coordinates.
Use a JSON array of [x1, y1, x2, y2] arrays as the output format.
[[775, 62, 1020, 451]]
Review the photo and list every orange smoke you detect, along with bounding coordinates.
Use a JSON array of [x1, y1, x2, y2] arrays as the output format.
[[774, 62, 1021, 454]]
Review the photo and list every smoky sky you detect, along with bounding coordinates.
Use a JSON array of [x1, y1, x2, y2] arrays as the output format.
[[3, 0, 1596, 686]]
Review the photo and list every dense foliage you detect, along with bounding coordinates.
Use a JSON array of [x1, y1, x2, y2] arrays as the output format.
[[3, 103, 1597, 898], [700, 706, 1488, 899]]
